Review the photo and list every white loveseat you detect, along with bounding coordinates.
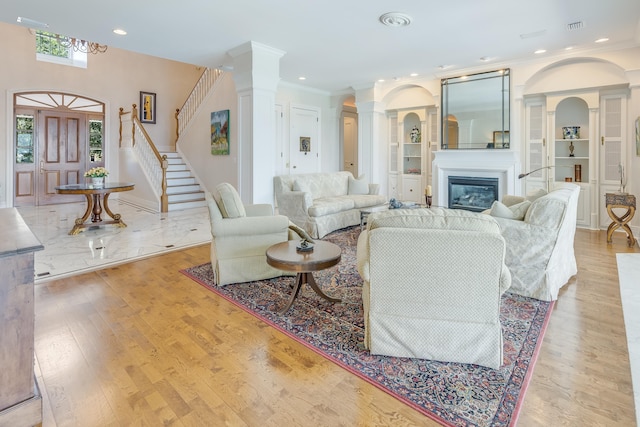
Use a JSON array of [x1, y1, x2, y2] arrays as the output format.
[[356, 208, 511, 369], [485, 184, 580, 301], [274, 172, 386, 239]]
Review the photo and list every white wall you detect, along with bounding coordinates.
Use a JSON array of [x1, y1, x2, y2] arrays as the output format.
[[276, 82, 338, 173], [0, 21, 200, 207]]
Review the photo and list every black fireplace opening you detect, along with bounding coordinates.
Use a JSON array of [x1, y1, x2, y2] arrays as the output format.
[[448, 176, 499, 212]]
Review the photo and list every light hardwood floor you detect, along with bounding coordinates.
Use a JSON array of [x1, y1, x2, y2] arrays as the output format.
[[34, 229, 638, 426]]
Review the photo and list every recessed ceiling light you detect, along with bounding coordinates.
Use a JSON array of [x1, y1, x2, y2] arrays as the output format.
[[298, 76, 306, 80], [565, 46, 575, 50], [410, 73, 418, 77], [534, 49, 547, 54], [113, 28, 127, 35], [377, 79, 385, 83], [595, 37, 609, 43], [379, 12, 412, 27]]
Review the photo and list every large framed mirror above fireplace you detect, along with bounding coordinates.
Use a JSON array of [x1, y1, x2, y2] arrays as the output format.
[[448, 176, 499, 212]]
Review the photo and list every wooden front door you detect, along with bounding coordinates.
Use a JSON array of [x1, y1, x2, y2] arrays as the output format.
[[37, 110, 86, 205]]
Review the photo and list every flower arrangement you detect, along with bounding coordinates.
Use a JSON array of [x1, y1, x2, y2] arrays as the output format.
[[84, 167, 109, 178]]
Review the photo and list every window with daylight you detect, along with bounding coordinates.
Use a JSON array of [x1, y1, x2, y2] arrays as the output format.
[[15, 114, 35, 164], [35, 31, 87, 68], [89, 118, 104, 163]]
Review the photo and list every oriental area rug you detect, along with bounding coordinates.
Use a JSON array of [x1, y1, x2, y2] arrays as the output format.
[[181, 226, 553, 427]]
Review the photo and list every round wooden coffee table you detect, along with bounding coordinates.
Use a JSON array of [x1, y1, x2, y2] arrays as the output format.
[[266, 240, 342, 313]]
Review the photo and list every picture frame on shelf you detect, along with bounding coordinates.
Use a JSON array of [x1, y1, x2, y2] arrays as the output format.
[[139, 91, 156, 124], [493, 130, 509, 148]]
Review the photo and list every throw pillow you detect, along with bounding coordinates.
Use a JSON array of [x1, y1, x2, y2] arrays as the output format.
[[348, 174, 369, 195], [526, 188, 547, 202], [215, 183, 246, 218], [489, 201, 516, 219], [508, 200, 532, 220]]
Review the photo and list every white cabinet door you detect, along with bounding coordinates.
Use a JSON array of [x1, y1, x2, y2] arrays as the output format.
[[599, 94, 626, 228], [388, 173, 398, 199], [524, 100, 547, 194], [402, 175, 421, 203]]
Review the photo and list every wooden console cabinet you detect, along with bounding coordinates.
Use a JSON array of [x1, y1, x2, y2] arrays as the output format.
[[0, 208, 43, 426]]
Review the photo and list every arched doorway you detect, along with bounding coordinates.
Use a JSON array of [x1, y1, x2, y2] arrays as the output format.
[[13, 92, 105, 206]]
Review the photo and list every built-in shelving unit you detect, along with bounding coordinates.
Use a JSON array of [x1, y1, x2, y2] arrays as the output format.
[[553, 97, 590, 184]]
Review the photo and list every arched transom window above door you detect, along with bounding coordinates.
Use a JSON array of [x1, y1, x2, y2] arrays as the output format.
[[15, 92, 104, 113]]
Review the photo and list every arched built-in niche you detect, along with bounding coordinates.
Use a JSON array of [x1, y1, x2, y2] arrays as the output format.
[[523, 57, 628, 96]]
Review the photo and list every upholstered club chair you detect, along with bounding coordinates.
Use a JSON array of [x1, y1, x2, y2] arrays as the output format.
[[206, 183, 307, 286], [356, 208, 511, 369]]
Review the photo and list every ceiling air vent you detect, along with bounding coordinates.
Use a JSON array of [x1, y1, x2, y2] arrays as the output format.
[[567, 21, 584, 31]]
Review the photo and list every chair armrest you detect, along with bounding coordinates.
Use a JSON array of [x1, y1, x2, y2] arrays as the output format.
[[245, 204, 274, 217], [368, 183, 380, 195], [499, 264, 512, 294], [277, 191, 313, 221], [211, 215, 289, 237], [356, 230, 370, 282]]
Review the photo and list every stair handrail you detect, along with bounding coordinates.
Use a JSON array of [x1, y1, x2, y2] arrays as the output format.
[[119, 105, 169, 212], [175, 67, 224, 143]]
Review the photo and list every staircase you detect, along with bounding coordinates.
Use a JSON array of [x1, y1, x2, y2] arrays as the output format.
[[163, 152, 206, 211]]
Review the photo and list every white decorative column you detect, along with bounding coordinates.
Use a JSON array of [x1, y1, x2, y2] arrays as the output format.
[[228, 41, 285, 205], [355, 84, 387, 196]]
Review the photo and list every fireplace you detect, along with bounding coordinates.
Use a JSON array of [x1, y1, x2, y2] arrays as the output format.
[[448, 176, 499, 212]]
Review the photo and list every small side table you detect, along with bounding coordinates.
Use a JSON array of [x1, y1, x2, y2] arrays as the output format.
[[605, 193, 636, 247], [266, 240, 342, 313]]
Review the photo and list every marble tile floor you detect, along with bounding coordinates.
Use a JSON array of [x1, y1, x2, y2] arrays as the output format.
[[618, 253, 640, 427], [17, 200, 211, 283]]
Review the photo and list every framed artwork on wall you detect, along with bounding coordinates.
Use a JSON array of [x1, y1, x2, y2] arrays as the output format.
[[211, 110, 230, 155], [140, 91, 156, 124], [300, 136, 311, 154]]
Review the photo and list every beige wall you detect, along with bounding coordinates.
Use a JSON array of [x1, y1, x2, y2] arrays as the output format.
[[175, 72, 239, 193], [0, 21, 201, 207]]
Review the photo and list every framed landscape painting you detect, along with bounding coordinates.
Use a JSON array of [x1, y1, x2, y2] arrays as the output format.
[[211, 110, 230, 155]]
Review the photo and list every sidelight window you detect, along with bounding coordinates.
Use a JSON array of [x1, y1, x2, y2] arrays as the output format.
[[15, 114, 34, 164]]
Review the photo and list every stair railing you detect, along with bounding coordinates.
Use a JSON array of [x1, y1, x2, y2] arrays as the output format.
[[119, 105, 169, 212], [175, 67, 224, 143]]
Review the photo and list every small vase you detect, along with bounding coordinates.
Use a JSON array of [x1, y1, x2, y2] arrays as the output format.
[[91, 177, 104, 187]]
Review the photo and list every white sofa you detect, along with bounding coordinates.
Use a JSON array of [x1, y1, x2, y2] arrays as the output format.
[[274, 172, 386, 239], [356, 208, 511, 369], [485, 184, 580, 301]]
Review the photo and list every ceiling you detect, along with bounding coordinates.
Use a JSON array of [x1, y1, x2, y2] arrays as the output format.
[[2, 0, 639, 93]]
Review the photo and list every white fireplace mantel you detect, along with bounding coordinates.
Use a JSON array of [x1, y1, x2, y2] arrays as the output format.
[[432, 150, 520, 207]]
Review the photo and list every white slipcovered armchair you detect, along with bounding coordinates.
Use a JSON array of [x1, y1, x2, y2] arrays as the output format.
[[484, 184, 580, 301], [206, 183, 306, 286], [356, 208, 511, 369]]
